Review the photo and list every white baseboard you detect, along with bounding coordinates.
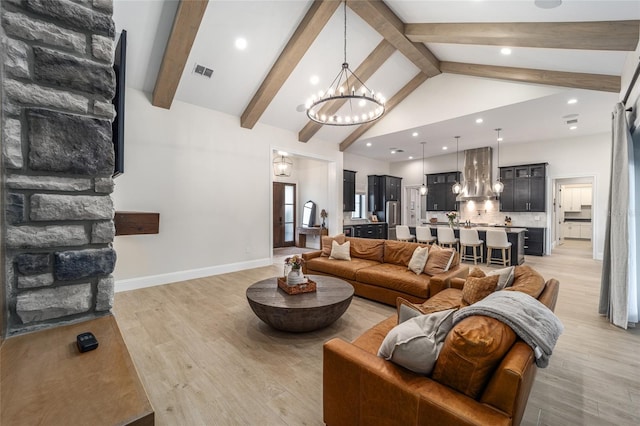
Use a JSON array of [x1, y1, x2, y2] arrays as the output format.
[[115, 257, 272, 292]]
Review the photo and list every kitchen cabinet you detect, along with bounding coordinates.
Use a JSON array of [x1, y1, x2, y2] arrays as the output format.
[[343, 170, 356, 212], [499, 164, 546, 212], [562, 187, 580, 212], [426, 172, 460, 212], [562, 222, 591, 240], [524, 227, 545, 256], [580, 187, 592, 206], [580, 224, 592, 239], [349, 223, 387, 239], [498, 167, 515, 212], [562, 186, 592, 212], [368, 175, 402, 215]]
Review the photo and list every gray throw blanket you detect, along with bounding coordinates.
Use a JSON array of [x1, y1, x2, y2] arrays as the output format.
[[453, 291, 564, 368]]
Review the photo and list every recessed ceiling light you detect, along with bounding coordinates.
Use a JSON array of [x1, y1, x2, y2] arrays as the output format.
[[569, 126, 577, 130], [310, 75, 319, 85], [366, 142, 372, 147], [500, 47, 512, 55], [567, 98, 578, 105], [408, 156, 414, 160], [442, 146, 448, 150], [390, 149, 396, 154], [235, 37, 247, 50], [535, 0, 562, 9], [475, 118, 483, 124], [497, 136, 503, 142], [412, 132, 419, 137]]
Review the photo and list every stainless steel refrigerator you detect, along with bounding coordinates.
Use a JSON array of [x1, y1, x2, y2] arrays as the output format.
[[385, 201, 400, 240]]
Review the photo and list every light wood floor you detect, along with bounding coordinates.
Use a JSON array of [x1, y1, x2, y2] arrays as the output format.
[[114, 240, 640, 426]]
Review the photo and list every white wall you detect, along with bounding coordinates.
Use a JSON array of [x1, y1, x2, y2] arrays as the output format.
[[113, 89, 342, 291], [343, 152, 390, 193]]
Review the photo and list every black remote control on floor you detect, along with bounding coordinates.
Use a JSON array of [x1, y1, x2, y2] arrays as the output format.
[[76, 332, 99, 353]]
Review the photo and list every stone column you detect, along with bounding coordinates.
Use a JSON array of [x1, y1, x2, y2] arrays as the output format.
[[2, 0, 118, 334]]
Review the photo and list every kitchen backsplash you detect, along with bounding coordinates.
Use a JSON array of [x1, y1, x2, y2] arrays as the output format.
[[343, 201, 550, 228], [424, 200, 549, 228], [564, 207, 592, 220]]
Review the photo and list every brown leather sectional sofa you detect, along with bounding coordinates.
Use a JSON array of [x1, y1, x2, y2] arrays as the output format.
[[323, 265, 560, 426], [302, 236, 469, 306]]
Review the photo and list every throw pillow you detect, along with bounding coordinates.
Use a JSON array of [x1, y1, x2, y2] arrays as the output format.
[[329, 240, 351, 260], [487, 266, 515, 290], [468, 267, 486, 278], [397, 297, 458, 324], [423, 246, 456, 276], [432, 316, 517, 398], [461, 275, 499, 305], [505, 265, 546, 298], [407, 246, 429, 275], [378, 308, 457, 375], [321, 234, 346, 257]]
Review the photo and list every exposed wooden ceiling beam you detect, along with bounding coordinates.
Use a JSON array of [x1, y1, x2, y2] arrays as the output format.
[[297, 40, 396, 143], [340, 72, 429, 152], [240, 0, 340, 129], [347, 0, 440, 77], [405, 20, 640, 51], [152, 0, 209, 109], [441, 62, 621, 93]]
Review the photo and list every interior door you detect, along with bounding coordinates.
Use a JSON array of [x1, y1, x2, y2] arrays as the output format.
[[273, 182, 296, 248]]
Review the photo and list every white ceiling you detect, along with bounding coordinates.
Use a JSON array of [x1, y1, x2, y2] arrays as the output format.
[[113, 0, 640, 161]]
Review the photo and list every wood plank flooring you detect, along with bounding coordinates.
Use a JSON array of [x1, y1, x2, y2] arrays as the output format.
[[114, 241, 640, 426]]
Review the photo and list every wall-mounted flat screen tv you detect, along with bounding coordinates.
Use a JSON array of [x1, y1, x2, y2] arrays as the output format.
[[112, 30, 126, 177]]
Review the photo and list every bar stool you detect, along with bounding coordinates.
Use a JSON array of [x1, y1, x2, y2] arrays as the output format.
[[396, 225, 415, 242], [436, 227, 459, 251], [486, 229, 512, 267], [459, 228, 484, 265], [416, 226, 437, 245]]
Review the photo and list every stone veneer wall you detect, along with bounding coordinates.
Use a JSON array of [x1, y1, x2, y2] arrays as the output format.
[[2, 0, 117, 335]]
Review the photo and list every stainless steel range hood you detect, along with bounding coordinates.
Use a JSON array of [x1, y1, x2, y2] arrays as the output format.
[[457, 147, 497, 201]]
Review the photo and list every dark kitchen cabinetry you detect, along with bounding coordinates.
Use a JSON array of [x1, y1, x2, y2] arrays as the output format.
[[524, 227, 545, 256], [343, 170, 356, 212], [499, 164, 546, 212], [426, 172, 460, 212], [349, 223, 387, 239], [368, 175, 402, 214]]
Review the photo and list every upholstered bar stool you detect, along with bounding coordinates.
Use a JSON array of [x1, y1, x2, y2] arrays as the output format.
[[459, 228, 484, 265], [436, 227, 459, 251], [416, 226, 437, 245], [396, 225, 415, 242], [486, 229, 512, 267]]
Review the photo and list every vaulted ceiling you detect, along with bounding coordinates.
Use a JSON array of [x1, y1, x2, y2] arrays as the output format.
[[113, 0, 640, 161]]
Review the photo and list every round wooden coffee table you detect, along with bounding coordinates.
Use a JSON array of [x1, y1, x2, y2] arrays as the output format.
[[246, 275, 354, 332]]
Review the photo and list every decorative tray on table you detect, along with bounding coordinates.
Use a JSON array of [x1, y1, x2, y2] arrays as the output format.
[[277, 277, 317, 295]]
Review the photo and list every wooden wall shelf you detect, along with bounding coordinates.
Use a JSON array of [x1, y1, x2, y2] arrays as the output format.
[[115, 211, 160, 236]]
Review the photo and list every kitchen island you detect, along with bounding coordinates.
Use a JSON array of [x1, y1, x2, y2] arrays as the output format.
[[410, 224, 526, 266]]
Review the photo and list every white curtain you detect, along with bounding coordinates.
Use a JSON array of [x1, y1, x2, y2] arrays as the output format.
[[599, 102, 638, 329]]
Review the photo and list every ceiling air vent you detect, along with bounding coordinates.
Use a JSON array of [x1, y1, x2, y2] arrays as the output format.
[[566, 118, 578, 124], [193, 64, 213, 78]]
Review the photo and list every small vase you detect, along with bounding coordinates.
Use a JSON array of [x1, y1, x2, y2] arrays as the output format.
[[448, 219, 454, 228], [287, 268, 304, 286]]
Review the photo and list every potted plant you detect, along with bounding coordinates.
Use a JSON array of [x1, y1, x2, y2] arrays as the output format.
[[284, 255, 305, 285], [446, 211, 458, 228]]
